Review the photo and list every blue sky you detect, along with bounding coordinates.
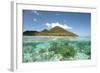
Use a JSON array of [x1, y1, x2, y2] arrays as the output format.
[[23, 10, 91, 36]]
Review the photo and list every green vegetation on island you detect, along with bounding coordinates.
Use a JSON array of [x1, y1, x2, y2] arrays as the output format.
[[23, 26, 78, 36]]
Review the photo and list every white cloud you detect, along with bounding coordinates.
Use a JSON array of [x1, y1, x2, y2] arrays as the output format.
[[33, 18, 37, 22], [45, 22, 72, 30], [32, 11, 40, 15]]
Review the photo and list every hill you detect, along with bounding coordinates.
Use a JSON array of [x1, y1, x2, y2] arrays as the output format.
[[23, 26, 78, 36]]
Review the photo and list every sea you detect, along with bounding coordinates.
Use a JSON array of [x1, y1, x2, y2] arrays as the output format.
[[23, 36, 91, 62]]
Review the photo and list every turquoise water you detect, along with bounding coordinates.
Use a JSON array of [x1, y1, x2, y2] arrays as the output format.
[[23, 36, 91, 62]]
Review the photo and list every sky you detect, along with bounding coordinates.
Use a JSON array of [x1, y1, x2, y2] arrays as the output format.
[[23, 10, 91, 36]]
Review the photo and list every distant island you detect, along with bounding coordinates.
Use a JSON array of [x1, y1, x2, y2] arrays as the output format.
[[23, 26, 78, 36]]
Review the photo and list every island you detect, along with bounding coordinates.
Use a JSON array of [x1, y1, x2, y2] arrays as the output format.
[[23, 26, 78, 36]]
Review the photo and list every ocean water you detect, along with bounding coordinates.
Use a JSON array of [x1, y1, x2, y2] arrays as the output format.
[[23, 36, 91, 62]]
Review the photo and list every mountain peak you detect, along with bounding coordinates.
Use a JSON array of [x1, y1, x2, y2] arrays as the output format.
[[23, 26, 78, 36], [49, 26, 68, 33]]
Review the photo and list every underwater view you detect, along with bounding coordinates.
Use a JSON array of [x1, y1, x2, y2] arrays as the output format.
[[23, 36, 91, 62]]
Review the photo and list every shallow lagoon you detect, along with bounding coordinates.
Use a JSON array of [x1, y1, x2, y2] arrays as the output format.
[[23, 36, 91, 62]]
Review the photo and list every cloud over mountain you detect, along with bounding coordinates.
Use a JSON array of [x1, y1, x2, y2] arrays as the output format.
[[45, 22, 72, 30]]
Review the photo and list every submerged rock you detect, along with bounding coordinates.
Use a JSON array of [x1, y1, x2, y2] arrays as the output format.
[[23, 53, 33, 62], [50, 54, 63, 61], [75, 52, 89, 60]]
